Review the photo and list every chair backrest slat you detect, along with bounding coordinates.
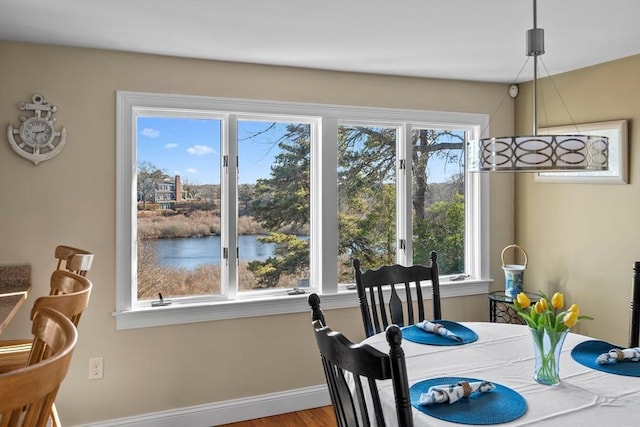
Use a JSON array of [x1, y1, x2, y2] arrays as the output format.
[[415, 278, 425, 322], [404, 281, 414, 325], [367, 377, 384, 427], [343, 366, 365, 425], [373, 287, 385, 332], [354, 251, 440, 337], [388, 284, 403, 327]]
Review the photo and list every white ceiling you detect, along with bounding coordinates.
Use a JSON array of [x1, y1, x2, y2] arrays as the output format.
[[1, 0, 638, 83]]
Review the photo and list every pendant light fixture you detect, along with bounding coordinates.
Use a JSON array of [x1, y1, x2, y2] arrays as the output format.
[[468, 0, 609, 172]]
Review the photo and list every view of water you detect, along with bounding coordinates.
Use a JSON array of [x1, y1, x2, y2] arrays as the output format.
[[143, 235, 277, 270]]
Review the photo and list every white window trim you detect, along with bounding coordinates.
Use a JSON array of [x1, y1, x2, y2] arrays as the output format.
[[115, 91, 491, 330], [114, 280, 489, 330]]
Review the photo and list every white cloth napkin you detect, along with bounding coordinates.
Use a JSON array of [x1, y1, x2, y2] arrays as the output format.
[[417, 380, 496, 405], [416, 320, 462, 342], [596, 347, 640, 364]]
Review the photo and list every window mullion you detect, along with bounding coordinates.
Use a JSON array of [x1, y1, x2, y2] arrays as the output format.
[[222, 114, 238, 298], [316, 117, 338, 293], [466, 126, 490, 281], [397, 123, 412, 265]]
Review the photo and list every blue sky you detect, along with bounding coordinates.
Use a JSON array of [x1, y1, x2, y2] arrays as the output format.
[[137, 117, 283, 185], [136, 117, 462, 185]]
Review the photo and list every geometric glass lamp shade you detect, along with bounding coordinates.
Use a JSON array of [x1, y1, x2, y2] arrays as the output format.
[[468, 134, 608, 172], [467, 0, 609, 173]]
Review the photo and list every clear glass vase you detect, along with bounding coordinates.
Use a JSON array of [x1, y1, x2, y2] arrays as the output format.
[[530, 328, 568, 385]]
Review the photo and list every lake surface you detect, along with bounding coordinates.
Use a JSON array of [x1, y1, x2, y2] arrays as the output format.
[[143, 235, 278, 270]]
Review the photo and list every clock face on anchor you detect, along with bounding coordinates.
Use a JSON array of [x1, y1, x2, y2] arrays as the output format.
[[7, 94, 67, 166], [20, 117, 55, 149]]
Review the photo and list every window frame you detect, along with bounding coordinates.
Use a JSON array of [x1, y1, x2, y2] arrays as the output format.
[[115, 91, 491, 330]]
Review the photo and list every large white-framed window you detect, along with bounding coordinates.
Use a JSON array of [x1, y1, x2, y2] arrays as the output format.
[[115, 91, 491, 330]]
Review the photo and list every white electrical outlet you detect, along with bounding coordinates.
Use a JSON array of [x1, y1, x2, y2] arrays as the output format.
[[89, 357, 104, 380]]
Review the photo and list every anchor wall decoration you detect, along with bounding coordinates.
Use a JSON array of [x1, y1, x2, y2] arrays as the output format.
[[7, 94, 67, 165]]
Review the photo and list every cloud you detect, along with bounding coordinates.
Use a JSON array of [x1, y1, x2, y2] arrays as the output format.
[[185, 168, 198, 174], [141, 128, 160, 138], [186, 145, 214, 156], [164, 142, 178, 149]]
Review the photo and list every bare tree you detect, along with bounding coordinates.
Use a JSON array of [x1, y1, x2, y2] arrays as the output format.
[[412, 129, 465, 222], [181, 177, 198, 201], [137, 161, 166, 210]]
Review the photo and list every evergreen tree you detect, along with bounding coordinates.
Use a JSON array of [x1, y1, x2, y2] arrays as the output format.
[[414, 192, 465, 274], [248, 124, 311, 287], [247, 123, 465, 287]]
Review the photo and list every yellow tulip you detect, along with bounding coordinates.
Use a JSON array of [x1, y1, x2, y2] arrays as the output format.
[[568, 304, 580, 316], [516, 292, 531, 309], [534, 302, 543, 314], [551, 292, 564, 310], [563, 310, 578, 328], [539, 298, 548, 312], [534, 299, 548, 314]]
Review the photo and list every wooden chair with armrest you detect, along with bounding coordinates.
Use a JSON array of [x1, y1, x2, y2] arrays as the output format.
[[0, 270, 92, 373], [54, 245, 94, 278], [308, 293, 413, 427], [354, 251, 440, 338], [0, 306, 78, 427], [630, 261, 640, 348]]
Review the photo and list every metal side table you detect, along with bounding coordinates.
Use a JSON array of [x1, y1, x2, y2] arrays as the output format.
[[488, 290, 541, 324]]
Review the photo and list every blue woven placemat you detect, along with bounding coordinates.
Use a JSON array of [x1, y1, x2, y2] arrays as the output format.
[[402, 320, 478, 346], [410, 376, 527, 425], [571, 340, 640, 377]]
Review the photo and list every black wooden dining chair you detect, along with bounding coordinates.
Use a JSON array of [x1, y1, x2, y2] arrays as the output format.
[[354, 251, 440, 337], [308, 293, 326, 326], [308, 293, 413, 427], [630, 261, 640, 348]]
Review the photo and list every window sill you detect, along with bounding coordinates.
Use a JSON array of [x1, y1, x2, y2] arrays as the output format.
[[113, 279, 491, 330]]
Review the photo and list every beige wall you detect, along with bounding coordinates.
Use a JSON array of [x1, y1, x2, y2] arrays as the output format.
[[514, 55, 640, 345], [0, 41, 513, 425]]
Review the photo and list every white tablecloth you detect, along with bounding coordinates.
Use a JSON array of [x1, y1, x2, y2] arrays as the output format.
[[363, 322, 640, 426]]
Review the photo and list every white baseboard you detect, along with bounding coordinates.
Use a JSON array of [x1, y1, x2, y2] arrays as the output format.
[[75, 385, 331, 427]]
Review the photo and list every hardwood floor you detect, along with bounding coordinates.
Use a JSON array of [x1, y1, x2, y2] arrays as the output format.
[[217, 406, 336, 427]]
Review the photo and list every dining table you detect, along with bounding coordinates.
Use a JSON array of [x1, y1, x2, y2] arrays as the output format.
[[0, 265, 31, 334], [363, 321, 640, 426]]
